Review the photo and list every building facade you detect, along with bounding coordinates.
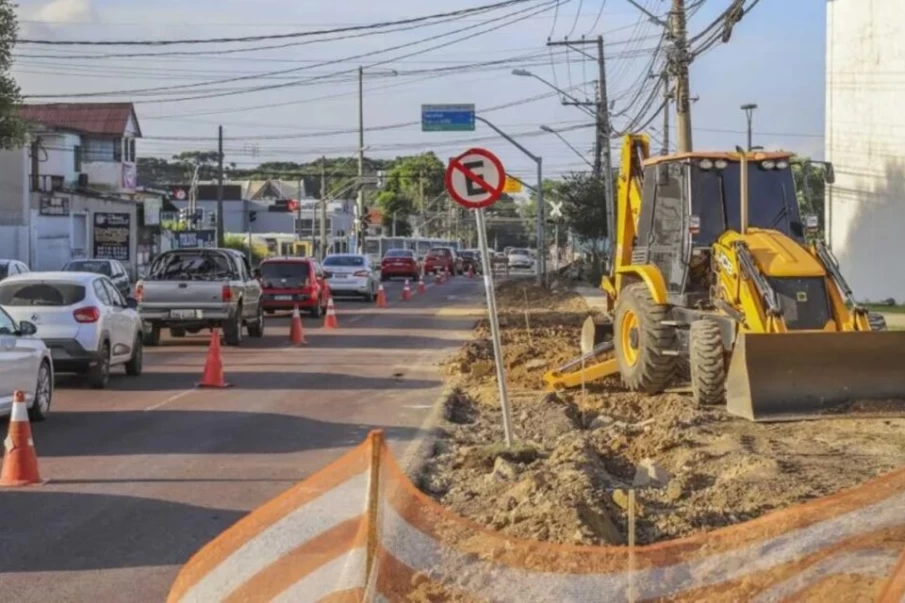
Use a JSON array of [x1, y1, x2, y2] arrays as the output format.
[[826, 0, 905, 301]]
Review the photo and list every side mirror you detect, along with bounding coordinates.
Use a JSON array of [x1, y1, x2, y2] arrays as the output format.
[[18, 320, 37, 336], [805, 214, 820, 234], [125, 296, 139, 310]]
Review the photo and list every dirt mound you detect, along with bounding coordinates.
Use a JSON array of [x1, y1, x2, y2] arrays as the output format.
[[426, 280, 905, 546]]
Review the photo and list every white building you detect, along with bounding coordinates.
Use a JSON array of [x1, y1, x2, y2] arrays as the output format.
[[826, 0, 905, 301]]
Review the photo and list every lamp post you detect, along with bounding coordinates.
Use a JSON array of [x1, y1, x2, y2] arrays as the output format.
[[741, 103, 758, 151]]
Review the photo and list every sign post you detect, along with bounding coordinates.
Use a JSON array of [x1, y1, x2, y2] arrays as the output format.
[[445, 147, 514, 447]]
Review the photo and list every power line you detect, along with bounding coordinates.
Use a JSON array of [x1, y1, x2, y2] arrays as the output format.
[[18, 0, 537, 46]]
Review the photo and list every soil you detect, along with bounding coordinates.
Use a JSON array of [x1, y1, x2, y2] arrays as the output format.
[[422, 280, 905, 547]]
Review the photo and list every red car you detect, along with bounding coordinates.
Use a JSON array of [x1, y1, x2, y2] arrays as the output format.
[[258, 257, 329, 317], [423, 247, 461, 275], [380, 249, 421, 281]]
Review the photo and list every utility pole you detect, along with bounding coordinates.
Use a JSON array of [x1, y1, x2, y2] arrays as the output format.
[[356, 65, 365, 254], [662, 71, 671, 155], [418, 168, 425, 233], [741, 103, 758, 150], [216, 126, 225, 247], [669, 0, 693, 152], [320, 156, 328, 259]]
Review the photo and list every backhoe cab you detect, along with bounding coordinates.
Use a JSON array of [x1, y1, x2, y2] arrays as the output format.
[[544, 135, 905, 421]]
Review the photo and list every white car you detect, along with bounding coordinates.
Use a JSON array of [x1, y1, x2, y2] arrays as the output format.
[[0, 272, 144, 389], [0, 306, 53, 421], [0, 259, 29, 281], [508, 249, 535, 269], [322, 254, 378, 301]]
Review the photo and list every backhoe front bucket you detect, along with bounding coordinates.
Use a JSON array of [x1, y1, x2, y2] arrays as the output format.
[[726, 330, 905, 422]]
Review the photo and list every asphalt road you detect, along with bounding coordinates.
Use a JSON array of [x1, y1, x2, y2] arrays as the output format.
[[0, 276, 484, 602]]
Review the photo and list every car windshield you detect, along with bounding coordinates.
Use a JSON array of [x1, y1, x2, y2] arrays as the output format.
[[385, 250, 413, 258], [0, 282, 86, 306], [64, 260, 112, 276], [324, 256, 366, 267], [260, 262, 310, 285], [511, 249, 530, 256], [148, 251, 236, 280], [428, 248, 450, 257], [690, 161, 803, 245]]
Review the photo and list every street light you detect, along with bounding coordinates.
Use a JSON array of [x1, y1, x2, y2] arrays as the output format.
[[511, 68, 597, 119], [540, 125, 594, 169], [741, 103, 758, 151]]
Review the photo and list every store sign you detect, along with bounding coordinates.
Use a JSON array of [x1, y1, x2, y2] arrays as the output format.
[[175, 230, 216, 249], [143, 198, 162, 226], [39, 195, 70, 216], [93, 212, 131, 261]]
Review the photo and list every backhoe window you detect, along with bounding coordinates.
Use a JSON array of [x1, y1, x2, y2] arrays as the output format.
[[690, 162, 803, 245]]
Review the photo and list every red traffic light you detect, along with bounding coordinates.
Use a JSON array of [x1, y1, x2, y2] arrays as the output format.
[[286, 199, 300, 212]]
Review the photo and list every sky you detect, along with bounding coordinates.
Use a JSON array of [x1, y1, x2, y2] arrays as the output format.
[[12, 0, 827, 183]]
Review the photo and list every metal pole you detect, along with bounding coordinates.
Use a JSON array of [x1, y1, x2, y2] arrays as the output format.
[[536, 157, 545, 286], [216, 125, 224, 246], [670, 0, 693, 152], [475, 208, 514, 447], [356, 66, 365, 254], [741, 103, 758, 151]]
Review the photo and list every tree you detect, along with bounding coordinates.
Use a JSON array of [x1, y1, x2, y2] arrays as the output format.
[[559, 173, 609, 282], [0, 1, 26, 148], [792, 158, 826, 237]]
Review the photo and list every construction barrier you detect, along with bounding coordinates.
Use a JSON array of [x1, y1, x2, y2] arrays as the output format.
[[168, 431, 905, 602]]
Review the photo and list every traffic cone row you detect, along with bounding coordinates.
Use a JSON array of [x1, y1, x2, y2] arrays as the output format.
[[289, 305, 307, 345], [417, 276, 426, 295], [376, 284, 388, 308], [402, 279, 412, 301], [197, 328, 231, 388], [0, 391, 44, 487]]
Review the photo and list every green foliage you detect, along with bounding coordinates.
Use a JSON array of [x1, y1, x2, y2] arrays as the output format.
[[0, 1, 26, 149], [559, 173, 609, 282], [222, 234, 267, 264], [792, 157, 826, 237]]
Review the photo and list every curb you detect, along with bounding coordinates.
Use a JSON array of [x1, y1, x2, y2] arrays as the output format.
[[397, 384, 458, 482]]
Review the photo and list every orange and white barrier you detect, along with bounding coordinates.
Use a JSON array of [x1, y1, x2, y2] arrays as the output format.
[[0, 391, 44, 487], [323, 298, 339, 329], [169, 431, 905, 602]]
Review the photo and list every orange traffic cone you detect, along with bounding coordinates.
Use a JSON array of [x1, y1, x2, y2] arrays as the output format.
[[197, 329, 231, 388], [323, 281, 332, 302], [0, 391, 44, 487], [434, 272, 442, 285], [289, 305, 307, 345], [376, 284, 388, 308], [402, 279, 412, 301], [417, 276, 426, 295], [324, 297, 339, 329]]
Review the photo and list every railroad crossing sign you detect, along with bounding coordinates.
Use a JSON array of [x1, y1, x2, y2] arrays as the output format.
[[444, 148, 506, 209], [548, 200, 563, 219]]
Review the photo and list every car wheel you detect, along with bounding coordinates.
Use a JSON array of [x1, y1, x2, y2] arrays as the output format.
[[125, 334, 144, 376], [88, 341, 111, 389], [143, 326, 161, 346], [170, 327, 186, 338], [224, 310, 242, 346], [247, 303, 265, 338], [29, 360, 52, 422]]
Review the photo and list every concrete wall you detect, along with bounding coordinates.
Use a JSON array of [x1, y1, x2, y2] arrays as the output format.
[[38, 133, 81, 187], [826, 0, 905, 301], [0, 147, 28, 225]]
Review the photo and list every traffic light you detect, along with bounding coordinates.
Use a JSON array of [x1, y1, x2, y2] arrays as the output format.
[[268, 199, 300, 213], [249, 211, 257, 223]]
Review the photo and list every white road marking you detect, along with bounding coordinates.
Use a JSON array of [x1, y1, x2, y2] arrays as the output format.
[[144, 389, 195, 412]]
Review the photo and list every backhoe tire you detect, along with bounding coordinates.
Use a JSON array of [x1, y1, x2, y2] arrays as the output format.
[[689, 319, 727, 406], [614, 282, 676, 393]]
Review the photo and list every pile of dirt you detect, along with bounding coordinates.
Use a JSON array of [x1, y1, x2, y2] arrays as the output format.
[[425, 280, 905, 546]]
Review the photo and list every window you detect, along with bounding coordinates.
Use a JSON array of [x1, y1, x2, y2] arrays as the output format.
[[74, 145, 82, 172], [0, 308, 15, 335], [93, 279, 113, 306], [129, 139, 136, 162], [323, 256, 366, 267], [0, 282, 86, 306], [260, 262, 310, 287], [148, 251, 235, 281], [113, 138, 122, 162], [102, 279, 125, 307], [64, 260, 113, 277], [385, 249, 414, 259]]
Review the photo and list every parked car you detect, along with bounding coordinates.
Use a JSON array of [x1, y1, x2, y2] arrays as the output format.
[[62, 259, 131, 298], [508, 248, 534, 269], [0, 259, 29, 282], [457, 249, 482, 275], [258, 257, 329, 317], [0, 272, 143, 389], [0, 305, 53, 420], [380, 249, 421, 281], [136, 248, 264, 347], [322, 254, 378, 301], [424, 247, 462, 275]]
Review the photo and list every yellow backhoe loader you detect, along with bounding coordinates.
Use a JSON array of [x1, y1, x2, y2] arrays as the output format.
[[544, 134, 905, 421]]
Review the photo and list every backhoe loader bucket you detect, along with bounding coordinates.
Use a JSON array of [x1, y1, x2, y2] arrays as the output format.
[[726, 330, 905, 422]]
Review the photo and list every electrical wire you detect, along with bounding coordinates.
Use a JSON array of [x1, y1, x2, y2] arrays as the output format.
[[566, 0, 585, 37], [587, 0, 608, 34]]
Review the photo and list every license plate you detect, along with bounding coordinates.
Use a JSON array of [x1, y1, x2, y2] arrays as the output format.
[[274, 295, 293, 301], [171, 309, 199, 319]]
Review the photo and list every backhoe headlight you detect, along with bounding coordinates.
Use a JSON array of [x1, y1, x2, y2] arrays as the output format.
[[776, 160, 790, 170], [761, 160, 776, 170], [714, 159, 728, 170], [699, 159, 714, 170]]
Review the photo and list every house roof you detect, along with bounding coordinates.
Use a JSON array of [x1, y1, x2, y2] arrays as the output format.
[[19, 102, 142, 137]]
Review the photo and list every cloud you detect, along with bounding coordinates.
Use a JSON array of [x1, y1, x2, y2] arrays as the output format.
[[32, 0, 98, 23]]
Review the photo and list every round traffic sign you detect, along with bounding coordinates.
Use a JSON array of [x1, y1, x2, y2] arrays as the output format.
[[444, 148, 505, 209]]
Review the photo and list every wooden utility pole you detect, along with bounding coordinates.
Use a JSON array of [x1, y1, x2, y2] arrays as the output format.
[[670, 0, 693, 152]]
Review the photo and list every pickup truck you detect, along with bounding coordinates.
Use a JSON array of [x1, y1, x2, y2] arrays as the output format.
[[136, 248, 264, 346]]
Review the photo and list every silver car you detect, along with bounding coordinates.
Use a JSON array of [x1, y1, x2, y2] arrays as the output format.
[[323, 254, 378, 302], [0, 305, 53, 421]]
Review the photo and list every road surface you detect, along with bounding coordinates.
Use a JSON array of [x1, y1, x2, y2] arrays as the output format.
[[0, 277, 483, 602]]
